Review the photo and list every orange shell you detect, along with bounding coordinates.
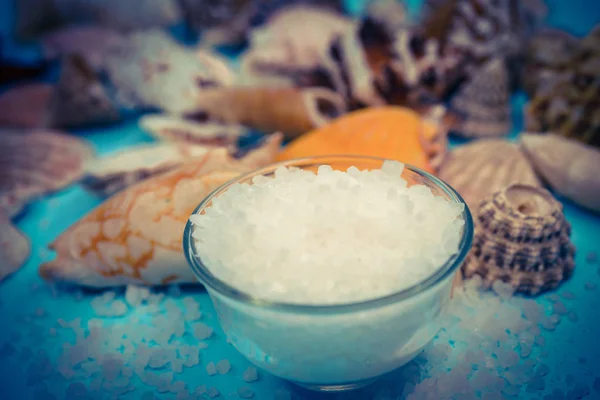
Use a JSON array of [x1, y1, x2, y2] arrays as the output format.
[[275, 106, 436, 173]]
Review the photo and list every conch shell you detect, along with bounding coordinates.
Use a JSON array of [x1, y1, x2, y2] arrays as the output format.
[[188, 87, 346, 139], [39, 134, 283, 287], [438, 139, 542, 213], [463, 184, 576, 296], [276, 106, 448, 173], [520, 133, 600, 213], [0, 213, 31, 283]]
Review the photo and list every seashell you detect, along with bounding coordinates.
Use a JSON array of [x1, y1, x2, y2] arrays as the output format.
[[178, 0, 257, 47], [520, 133, 600, 213], [363, 0, 408, 36], [139, 115, 247, 146], [46, 54, 122, 129], [187, 86, 347, 139], [0, 213, 31, 283], [525, 26, 600, 148], [40, 25, 126, 71], [522, 28, 579, 97], [421, 0, 543, 74], [39, 135, 283, 287], [438, 139, 542, 212], [462, 184, 576, 296], [323, 22, 387, 107], [239, 5, 353, 83], [81, 142, 216, 197], [101, 30, 234, 114], [0, 84, 53, 129], [450, 58, 511, 138], [15, 0, 181, 40], [0, 130, 93, 217], [276, 106, 442, 173]]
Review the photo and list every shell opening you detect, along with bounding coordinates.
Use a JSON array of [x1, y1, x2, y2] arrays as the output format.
[[504, 184, 554, 216]]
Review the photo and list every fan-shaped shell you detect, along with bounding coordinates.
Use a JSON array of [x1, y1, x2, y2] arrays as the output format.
[[438, 139, 541, 213], [450, 58, 511, 138], [0, 129, 93, 217], [462, 184, 576, 295]]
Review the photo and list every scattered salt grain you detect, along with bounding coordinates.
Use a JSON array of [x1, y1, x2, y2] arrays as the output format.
[[206, 387, 220, 398], [585, 283, 597, 291], [216, 359, 231, 374], [189, 161, 465, 305], [206, 361, 217, 376], [552, 301, 568, 315], [568, 311, 579, 323], [192, 322, 213, 340], [243, 366, 258, 382], [238, 387, 254, 398], [492, 281, 515, 299], [170, 381, 187, 394]]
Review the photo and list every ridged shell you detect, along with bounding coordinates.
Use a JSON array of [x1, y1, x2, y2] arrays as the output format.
[[450, 58, 511, 138], [0, 213, 31, 282], [520, 133, 600, 213], [462, 184, 576, 295], [0, 129, 94, 217], [438, 139, 542, 212], [47, 55, 121, 129]]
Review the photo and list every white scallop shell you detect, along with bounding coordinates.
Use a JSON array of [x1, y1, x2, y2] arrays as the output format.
[[438, 139, 542, 212]]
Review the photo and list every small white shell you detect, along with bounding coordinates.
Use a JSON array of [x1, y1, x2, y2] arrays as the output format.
[[439, 139, 541, 212], [82, 142, 214, 197]]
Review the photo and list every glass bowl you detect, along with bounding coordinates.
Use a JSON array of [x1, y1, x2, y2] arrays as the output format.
[[183, 155, 474, 393]]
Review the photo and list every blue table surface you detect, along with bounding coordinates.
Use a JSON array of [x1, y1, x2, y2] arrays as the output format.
[[1, 1, 600, 400]]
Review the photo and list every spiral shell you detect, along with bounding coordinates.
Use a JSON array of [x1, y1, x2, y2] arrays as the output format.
[[462, 184, 576, 296]]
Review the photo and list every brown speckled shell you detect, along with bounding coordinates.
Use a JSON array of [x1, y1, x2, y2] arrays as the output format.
[[462, 184, 576, 296], [525, 24, 600, 148]]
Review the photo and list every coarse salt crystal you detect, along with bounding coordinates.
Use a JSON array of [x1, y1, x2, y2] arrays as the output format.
[[189, 162, 464, 305]]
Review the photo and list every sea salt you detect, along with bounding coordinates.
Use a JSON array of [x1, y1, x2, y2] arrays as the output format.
[[206, 362, 217, 376], [216, 359, 231, 374], [237, 387, 254, 398], [243, 366, 258, 382], [189, 161, 465, 305], [192, 323, 213, 340]]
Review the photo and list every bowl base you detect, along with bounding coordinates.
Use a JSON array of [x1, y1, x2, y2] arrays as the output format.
[[291, 377, 378, 393]]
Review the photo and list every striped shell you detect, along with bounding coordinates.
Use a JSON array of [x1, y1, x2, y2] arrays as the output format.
[[462, 184, 576, 296], [450, 58, 511, 138], [438, 139, 541, 213]]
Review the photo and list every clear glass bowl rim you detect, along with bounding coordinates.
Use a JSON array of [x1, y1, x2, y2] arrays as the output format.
[[183, 155, 474, 315]]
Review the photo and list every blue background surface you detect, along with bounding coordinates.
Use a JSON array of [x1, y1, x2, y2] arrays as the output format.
[[1, 1, 600, 399]]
